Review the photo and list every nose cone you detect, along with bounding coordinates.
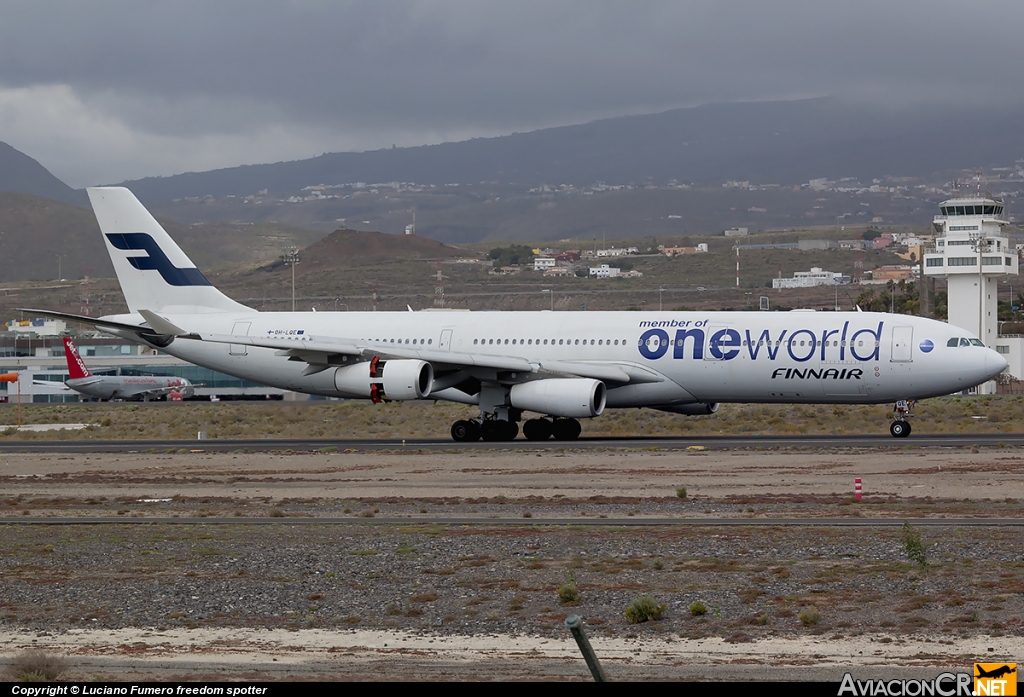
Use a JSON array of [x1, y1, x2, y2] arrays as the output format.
[[985, 349, 1008, 380]]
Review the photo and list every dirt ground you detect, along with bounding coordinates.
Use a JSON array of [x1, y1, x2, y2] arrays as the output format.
[[1, 446, 1022, 682]]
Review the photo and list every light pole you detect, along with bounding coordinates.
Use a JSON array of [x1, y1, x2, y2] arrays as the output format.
[[281, 247, 300, 312], [659, 287, 664, 311]]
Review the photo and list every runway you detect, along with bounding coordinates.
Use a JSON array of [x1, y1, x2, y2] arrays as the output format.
[[1, 431, 1022, 452], [2, 516, 1023, 526]]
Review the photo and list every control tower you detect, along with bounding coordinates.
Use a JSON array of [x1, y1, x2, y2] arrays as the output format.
[[923, 193, 1017, 391]]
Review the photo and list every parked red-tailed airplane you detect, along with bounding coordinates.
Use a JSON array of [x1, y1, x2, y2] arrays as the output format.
[[58, 337, 193, 401]]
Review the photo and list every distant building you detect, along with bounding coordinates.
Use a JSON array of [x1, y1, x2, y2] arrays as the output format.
[[595, 247, 638, 257], [797, 239, 834, 251], [542, 266, 573, 277], [772, 267, 849, 289], [6, 319, 67, 337], [865, 265, 916, 283], [589, 264, 621, 278], [660, 244, 708, 256], [724, 227, 749, 237], [533, 257, 556, 271]]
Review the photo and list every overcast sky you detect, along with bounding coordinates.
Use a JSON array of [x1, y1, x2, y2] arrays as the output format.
[[1, 1, 1022, 187]]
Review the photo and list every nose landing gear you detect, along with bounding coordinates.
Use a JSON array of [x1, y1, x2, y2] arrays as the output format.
[[890, 400, 915, 438]]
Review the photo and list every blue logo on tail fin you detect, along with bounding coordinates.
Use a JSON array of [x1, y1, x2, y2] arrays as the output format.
[[105, 233, 211, 286]]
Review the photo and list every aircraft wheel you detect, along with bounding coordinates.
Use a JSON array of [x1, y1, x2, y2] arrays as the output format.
[[499, 420, 519, 441], [551, 418, 582, 441], [451, 420, 481, 442], [889, 420, 910, 438], [480, 420, 501, 442], [523, 418, 553, 441]]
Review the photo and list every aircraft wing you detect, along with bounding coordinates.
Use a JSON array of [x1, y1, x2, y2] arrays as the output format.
[[18, 308, 161, 338]]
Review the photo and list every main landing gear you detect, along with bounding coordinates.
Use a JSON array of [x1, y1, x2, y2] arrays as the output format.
[[450, 416, 582, 442], [890, 399, 915, 438]]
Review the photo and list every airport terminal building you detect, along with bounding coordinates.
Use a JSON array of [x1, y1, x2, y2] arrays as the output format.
[[0, 332, 291, 403]]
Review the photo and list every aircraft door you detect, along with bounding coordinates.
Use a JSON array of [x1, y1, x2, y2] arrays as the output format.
[[891, 326, 913, 362], [439, 329, 453, 351], [229, 322, 251, 356], [703, 326, 729, 361]]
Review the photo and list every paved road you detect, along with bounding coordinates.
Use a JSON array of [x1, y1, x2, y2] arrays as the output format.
[[2, 517, 1022, 526], [0, 432, 1020, 452]]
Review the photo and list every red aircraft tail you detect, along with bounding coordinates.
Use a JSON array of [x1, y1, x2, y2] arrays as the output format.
[[63, 337, 92, 379]]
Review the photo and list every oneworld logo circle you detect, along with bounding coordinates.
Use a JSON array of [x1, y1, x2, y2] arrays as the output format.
[[919, 339, 934, 353]]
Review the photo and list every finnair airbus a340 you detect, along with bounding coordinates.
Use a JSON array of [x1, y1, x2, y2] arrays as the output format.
[[27, 187, 1006, 440]]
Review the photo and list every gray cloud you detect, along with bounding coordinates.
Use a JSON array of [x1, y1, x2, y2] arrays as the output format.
[[1, 1, 1022, 186]]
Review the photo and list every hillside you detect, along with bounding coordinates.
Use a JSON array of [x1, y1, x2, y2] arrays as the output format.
[[0, 192, 327, 283], [0, 141, 86, 207], [293, 228, 467, 271], [117, 97, 1024, 202]]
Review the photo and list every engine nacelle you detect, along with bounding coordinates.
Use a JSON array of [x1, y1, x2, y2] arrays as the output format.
[[509, 378, 606, 418], [334, 359, 434, 401], [656, 402, 720, 416]]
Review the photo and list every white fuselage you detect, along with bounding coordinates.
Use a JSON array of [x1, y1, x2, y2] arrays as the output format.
[[102, 309, 1005, 407], [66, 375, 193, 401]]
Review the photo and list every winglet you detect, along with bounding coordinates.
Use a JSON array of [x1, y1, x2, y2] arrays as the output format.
[[138, 309, 192, 337]]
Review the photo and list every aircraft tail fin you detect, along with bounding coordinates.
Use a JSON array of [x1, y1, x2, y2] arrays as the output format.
[[63, 337, 92, 379], [87, 187, 252, 315]]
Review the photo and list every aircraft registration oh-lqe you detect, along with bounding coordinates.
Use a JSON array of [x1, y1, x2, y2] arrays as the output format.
[[24, 187, 1007, 440], [59, 336, 194, 401]]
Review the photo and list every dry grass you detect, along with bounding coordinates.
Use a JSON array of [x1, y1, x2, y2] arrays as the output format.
[[1, 395, 1023, 441], [5, 649, 69, 681]]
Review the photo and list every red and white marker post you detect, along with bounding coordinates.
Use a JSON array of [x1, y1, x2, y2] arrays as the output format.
[[854, 478, 863, 501]]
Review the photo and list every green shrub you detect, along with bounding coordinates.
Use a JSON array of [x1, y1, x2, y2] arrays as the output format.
[[676, 486, 687, 499], [624, 594, 667, 624], [557, 572, 581, 604], [902, 522, 927, 568], [689, 601, 707, 616], [798, 606, 820, 627]]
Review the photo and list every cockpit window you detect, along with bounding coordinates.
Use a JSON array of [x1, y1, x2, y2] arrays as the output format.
[[969, 338, 985, 347], [960, 338, 971, 347], [947, 338, 959, 347]]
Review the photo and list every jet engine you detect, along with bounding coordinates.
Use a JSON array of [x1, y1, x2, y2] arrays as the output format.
[[656, 402, 720, 416], [509, 378, 606, 418], [334, 359, 434, 401]]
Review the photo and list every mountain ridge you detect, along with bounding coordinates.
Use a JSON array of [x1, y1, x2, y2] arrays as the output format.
[[115, 97, 1024, 202]]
